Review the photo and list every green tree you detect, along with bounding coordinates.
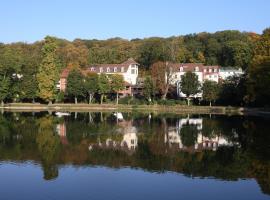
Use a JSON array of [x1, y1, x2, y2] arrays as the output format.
[[222, 41, 252, 69], [66, 69, 84, 104], [202, 80, 220, 106], [143, 76, 155, 102], [98, 73, 110, 104], [180, 124, 199, 147], [180, 72, 200, 106], [37, 36, 59, 104], [84, 72, 99, 104], [36, 116, 60, 180], [110, 74, 125, 104], [20, 65, 38, 102], [247, 58, 270, 106], [0, 74, 10, 106]]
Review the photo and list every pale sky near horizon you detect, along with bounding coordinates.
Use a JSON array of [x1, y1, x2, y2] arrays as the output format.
[[1, 0, 270, 43]]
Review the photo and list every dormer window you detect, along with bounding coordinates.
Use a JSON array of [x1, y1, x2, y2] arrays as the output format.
[[121, 67, 125, 72], [214, 68, 217, 72], [100, 67, 103, 73], [195, 67, 199, 72], [114, 67, 117, 72], [209, 68, 212, 73], [179, 67, 183, 72], [107, 67, 110, 72], [204, 69, 207, 73]]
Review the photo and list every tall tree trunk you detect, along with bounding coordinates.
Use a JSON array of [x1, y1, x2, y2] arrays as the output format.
[[88, 93, 93, 104], [75, 97, 77, 104], [100, 94, 103, 104], [88, 112, 93, 123], [32, 98, 35, 103], [48, 100, 52, 105], [187, 98, 190, 106], [100, 112, 103, 122], [210, 101, 212, 107], [1, 100, 4, 107], [116, 92, 119, 105], [75, 112, 77, 119], [161, 86, 169, 100]]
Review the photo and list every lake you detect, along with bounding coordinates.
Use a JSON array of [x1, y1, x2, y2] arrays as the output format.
[[0, 111, 270, 200]]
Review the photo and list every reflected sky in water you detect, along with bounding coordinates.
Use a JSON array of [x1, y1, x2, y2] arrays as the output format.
[[0, 112, 270, 200]]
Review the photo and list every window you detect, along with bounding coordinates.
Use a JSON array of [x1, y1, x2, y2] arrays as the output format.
[[175, 74, 177, 79], [209, 68, 212, 73], [214, 68, 217, 72], [179, 67, 183, 72], [131, 69, 135, 74], [114, 67, 117, 72], [204, 69, 207, 73], [100, 67, 103, 73], [121, 67, 125, 72], [195, 66, 199, 72], [107, 67, 110, 72]]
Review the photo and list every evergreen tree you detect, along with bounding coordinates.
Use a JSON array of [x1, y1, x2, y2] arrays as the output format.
[[180, 71, 200, 106], [110, 74, 125, 104], [37, 36, 59, 104], [20, 65, 38, 102]]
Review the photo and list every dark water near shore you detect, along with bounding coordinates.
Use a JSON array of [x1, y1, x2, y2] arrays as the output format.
[[0, 111, 270, 200]]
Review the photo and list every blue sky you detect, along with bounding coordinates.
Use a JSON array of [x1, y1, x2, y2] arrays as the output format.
[[1, 0, 270, 43]]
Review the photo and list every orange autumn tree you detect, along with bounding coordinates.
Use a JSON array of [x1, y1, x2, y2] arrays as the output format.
[[151, 61, 173, 100]]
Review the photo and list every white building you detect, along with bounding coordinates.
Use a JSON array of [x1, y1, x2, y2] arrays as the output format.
[[165, 118, 236, 152], [219, 67, 244, 80], [169, 63, 220, 98], [58, 58, 139, 92]]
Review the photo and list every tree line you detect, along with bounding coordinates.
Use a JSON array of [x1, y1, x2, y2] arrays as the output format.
[[0, 28, 269, 106]]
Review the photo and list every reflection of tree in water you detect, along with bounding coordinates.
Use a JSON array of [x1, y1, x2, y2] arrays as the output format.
[[180, 124, 199, 147], [0, 115, 11, 144], [1, 113, 270, 195], [36, 116, 60, 180]]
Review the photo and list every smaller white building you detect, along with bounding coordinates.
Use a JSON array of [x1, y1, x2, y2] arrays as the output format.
[[170, 63, 220, 98], [87, 58, 139, 85], [219, 67, 244, 80]]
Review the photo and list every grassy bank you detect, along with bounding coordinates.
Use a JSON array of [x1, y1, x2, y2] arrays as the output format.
[[0, 103, 243, 115]]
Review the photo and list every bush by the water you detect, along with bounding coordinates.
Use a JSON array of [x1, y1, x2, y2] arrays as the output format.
[[156, 99, 187, 106], [118, 97, 147, 105]]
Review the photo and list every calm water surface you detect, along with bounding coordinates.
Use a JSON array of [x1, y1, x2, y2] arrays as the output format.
[[0, 112, 270, 200]]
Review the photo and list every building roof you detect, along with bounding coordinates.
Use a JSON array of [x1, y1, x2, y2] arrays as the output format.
[[170, 63, 203, 72], [60, 58, 139, 78], [219, 67, 243, 72], [60, 68, 70, 78], [86, 58, 139, 73]]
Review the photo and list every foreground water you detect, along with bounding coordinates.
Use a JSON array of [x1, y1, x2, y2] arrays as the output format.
[[0, 112, 270, 200]]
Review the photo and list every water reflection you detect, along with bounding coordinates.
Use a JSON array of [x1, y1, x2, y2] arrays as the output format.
[[0, 112, 270, 196]]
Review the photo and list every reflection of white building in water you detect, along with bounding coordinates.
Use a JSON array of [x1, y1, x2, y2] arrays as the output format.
[[165, 118, 235, 152], [90, 117, 138, 154]]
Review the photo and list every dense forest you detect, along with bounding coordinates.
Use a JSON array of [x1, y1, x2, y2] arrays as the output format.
[[0, 28, 269, 106]]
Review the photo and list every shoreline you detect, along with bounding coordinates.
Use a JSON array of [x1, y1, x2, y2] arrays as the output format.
[[0, 103, 244, 115]]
